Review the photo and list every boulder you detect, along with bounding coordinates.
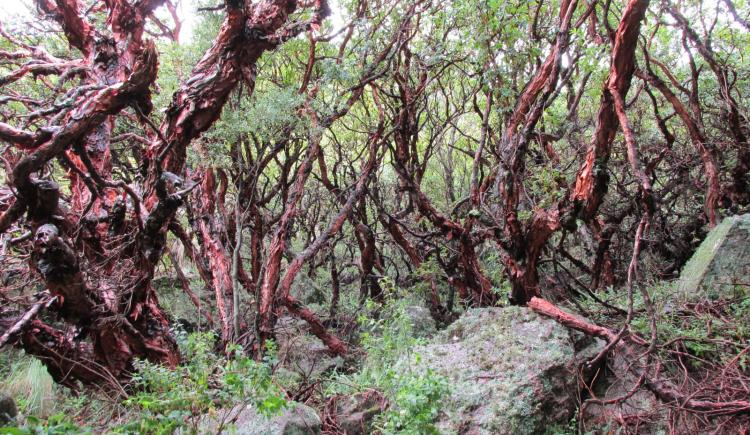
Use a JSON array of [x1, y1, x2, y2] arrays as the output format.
[[330, 391, 385, 435], [218, 402, 321, 435], [404, 305, 437, 338], [678, 213, 750, 299], [0, 394, 17, 425], [276, 316, 343, 381], [581, 352, 665, 434], [402, 306, 604, 434], [291, 275, 327, 306]]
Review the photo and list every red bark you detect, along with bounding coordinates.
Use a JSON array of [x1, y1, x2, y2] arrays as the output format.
[[36, 0, 94, 56], [529, 297, 750, 416], [1, 0, 330, 386], [257, 116, 325, 352], [389, 54, 497, 306], [638, 68, 719, 226], [380, 214, 450, 320], [494, 0, 577, 304], [572, 0, 650, 219], [195, 168, 233, 342], [668, 4, 750, 206]]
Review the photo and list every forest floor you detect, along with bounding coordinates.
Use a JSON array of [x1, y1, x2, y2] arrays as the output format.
[[2, 277, 749, 434]]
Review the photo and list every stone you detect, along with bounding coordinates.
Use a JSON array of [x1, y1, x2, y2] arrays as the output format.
[[275, 317, 343, 381], [401, 306, 604, 435], [582, 352, 666, 434], [216, 402, 321, 435], [332, 391, 385, 435], [291, 275, 327, 306], [678, 213, 750, 299], [404, 305, 437, 338], [0, 394, 17, 425]]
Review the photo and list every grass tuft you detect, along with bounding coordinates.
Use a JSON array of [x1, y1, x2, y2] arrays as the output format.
[[2, 357, 56, 418]]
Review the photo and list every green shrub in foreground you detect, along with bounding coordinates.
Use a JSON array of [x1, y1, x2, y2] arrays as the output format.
[[114, 332, 286, 434], [328, 294, 450, 435], [1, 333, 286, 435]]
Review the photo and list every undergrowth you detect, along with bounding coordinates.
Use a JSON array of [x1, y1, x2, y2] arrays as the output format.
[[576, 281, 750, 431], [1, 357, 55, 419], [325, 281, 449, 434], [580, 282, 750, 368], [0, 332, 285, 434]]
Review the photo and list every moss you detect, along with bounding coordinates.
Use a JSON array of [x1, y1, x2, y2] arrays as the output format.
[[403, 307, 602, 434], [678, 214, 750, 299]]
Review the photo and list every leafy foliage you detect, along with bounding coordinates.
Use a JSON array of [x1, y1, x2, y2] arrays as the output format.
[[581, 283, 750, 370], [115, 333, 286, 434], [1, 358, 55, 419], [326, 295, 449, 434], [1, 0, 750, 432], [1, 334, 286, 434]]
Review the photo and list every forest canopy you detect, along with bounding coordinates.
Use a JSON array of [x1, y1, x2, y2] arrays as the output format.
[[0, 0, 749, 432]]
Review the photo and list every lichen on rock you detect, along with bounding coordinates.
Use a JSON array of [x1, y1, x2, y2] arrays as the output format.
[[209, 402, 322, 435], [400, 306, 604, 434], [678, 213, 750, 300]]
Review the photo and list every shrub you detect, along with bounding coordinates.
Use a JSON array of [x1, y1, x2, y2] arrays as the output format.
[[113, 332, 286, 434], [328, 296, 450, 434]]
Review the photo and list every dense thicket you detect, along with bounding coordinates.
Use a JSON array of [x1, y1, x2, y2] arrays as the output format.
[[0, 0, 748, 428]]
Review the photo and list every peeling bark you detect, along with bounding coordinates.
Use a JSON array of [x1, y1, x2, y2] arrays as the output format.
[[1, 0, 329, 385], [571, 0, 650, 219], [529, 297, 750, 416], [638, 68, 719, 226]]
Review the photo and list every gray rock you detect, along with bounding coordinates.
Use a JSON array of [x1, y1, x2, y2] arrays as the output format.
[[582, 352, 666, 434], [215, 402, 321, 435], [332, 391, 385, 435], [678, 213, 750, 299], [404, 305, 437, 339], [276, 326, 343, 381], [291, 275, 327, 306], [0, 394, 17, 425], [401, 306, 604, 435]]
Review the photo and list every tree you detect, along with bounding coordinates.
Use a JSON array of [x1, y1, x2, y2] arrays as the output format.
[[1, 0, 748, 399], [0, 0, 329, 387]]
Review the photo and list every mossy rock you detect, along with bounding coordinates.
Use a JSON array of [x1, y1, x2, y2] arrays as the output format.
[[276, 318, 343, 381], [213, 402, 321, 435], [678, 213, 750, 300], [404, 305, 437, 338], [332, 391, 385, 434], [400, 307, 603, 434]]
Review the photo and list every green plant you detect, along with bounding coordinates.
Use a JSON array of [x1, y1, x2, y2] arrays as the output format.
[[377, 364, 448, 435], [113, 332, 286, 434], [579, 283, 750, 369], [328, 297, 449, 434], [0, 413, 89, 435], [546, 408, 580, 435], [1, 358, 56, 418]]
